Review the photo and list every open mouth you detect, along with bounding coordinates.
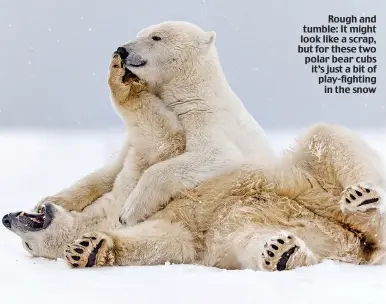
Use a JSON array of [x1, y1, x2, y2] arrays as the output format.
[[14, 204, 53, 231]]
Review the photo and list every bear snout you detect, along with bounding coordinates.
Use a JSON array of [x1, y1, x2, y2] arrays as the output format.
[[2, 214, 11, 229], [116, 47, 129, 60], [2, 212, 21, 229]]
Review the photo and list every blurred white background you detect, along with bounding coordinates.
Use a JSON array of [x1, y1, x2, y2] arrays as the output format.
[[0, 0, 385, 131]]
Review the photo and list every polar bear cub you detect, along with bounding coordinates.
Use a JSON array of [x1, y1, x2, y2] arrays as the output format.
[[37, 21, 275, 226], [116, 21, 276, 224], [3, 124, 385, 269]]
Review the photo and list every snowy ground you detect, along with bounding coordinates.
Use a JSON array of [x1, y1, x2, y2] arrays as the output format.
[[0, 129, 385, 304]]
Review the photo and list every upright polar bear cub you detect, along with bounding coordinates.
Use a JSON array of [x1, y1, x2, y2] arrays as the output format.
[[34, 21, 275, 226], [116, 21, 276, 225]]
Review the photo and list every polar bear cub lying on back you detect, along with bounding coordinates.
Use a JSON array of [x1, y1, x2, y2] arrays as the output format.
[[3, 124, 386, 270]]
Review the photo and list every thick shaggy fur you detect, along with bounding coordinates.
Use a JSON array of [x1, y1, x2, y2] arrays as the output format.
[[4, 21, 385, 271], [6, 124, 386, 270], [35, 53, 185, 214], [113, 21, 275, 225]]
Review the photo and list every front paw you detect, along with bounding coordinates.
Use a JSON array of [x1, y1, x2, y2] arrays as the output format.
[[35, 196, 72, 212], [65, 232, 115, 268], [118, 205, 139, 226], [109, 53, 138, 85], [108, 54, 126, 84]]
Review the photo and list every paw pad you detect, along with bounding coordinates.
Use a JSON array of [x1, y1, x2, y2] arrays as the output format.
[[65, 232, 115, 268], [340, 183, 384, 213], [261, 234, 300, 271]]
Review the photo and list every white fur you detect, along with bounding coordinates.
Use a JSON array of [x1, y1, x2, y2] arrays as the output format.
[[7, 124, 386, 270], [118, 21, 275, 224]]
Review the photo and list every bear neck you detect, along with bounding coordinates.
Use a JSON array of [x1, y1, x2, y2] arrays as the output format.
[[156, 49, 241, 119]]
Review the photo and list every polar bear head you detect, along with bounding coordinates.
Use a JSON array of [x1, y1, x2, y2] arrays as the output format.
[[118, 21, 216, 85], [2, 203, 76, 259]]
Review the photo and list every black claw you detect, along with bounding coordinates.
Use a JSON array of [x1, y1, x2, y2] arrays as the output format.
[[265, 261, 270, 265], [277, 239, 285, 244], [355, 190, 363, 196], [79, 241, 89, 247], [267, 250, 274, 257], [74, 248, 83, 254], [91, 237, 97, 240], [346, 198, 351, 204], [287, 236, 292, 239], [350, 194, 356, 200], [119, 217, 124, 224], [72, 263, 79, 268], [365, 188, 371, 193], [271, 244, 279, 250], [72, 255, 80, 261]]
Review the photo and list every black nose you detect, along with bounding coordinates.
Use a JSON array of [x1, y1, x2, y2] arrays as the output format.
[[2, 214, 11, 229], [116, 47, 129, 60]]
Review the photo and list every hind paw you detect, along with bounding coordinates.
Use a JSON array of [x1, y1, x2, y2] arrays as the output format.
[[260, 232, 316, 271], [340, 183, 385, 213], [65, 232, 115, 268]]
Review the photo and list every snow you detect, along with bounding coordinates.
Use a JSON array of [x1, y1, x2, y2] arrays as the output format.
[[0, 130, 385, 304]]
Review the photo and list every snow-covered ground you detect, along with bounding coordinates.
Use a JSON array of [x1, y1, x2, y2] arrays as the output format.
[[0, 129, 385, 304]]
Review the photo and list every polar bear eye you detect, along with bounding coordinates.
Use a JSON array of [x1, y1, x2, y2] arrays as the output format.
[[152, 36, 161, 41]]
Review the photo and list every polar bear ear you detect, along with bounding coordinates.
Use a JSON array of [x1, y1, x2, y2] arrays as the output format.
[[198, 31, 216, 52], [202, 31, 216, 45]]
